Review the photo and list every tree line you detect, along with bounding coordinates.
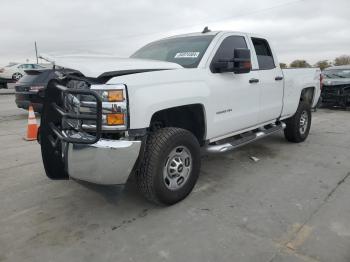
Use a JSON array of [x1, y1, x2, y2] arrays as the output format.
[[280, 55, 350, 70]]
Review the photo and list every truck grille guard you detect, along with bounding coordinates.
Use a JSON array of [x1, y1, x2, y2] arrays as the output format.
[[44, 79, 103, 147]]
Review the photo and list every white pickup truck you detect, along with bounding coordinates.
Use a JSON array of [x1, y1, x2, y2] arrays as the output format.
[[40, 30, 321, 205]]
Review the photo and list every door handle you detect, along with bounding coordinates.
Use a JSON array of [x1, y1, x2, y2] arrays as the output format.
[[249, 78, 259, 84], [275, 76, 283, 81]]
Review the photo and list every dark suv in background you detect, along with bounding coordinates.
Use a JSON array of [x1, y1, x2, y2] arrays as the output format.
[[321, 65, 350, 108], [15, 70, 55, 112]]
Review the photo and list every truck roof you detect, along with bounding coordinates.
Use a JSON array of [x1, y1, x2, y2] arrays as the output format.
[[160, 30, 265, 42], [164, 31, 221, 39]]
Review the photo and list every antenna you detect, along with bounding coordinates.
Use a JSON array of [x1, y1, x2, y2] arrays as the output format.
[[34, 41, 39, 64], [202, 26, 211, 33]]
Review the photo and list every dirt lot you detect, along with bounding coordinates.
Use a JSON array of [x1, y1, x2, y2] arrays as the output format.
[[0, 94, 349, 262]]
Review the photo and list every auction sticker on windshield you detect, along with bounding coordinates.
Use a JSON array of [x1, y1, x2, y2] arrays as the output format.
[[174, 52, 200, 58]]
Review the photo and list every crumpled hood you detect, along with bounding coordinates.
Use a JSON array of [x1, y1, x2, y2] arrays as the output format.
[[323, 78, 350, 86], [40, 55, 183, 78]]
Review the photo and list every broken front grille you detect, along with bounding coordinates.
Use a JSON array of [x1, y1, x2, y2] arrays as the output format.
[[322, 85, 350, 96], [44, 80, 103, 146], [321, 84, 350, 107]]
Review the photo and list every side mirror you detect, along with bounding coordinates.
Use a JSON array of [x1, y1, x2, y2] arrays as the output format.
[[232, 48, 251, 74], [212, 48, 251, 74]]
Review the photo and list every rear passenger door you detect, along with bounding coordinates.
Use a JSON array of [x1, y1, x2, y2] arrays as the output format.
[[250, 38, 283, 123]]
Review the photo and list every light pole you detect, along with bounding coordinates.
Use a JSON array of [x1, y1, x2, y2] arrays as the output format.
[[35, 42, 38, 64]]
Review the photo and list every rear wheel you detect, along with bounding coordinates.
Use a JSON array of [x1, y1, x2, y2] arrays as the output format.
[[136, 127, 201, 205], [284, 101, 311, 143]]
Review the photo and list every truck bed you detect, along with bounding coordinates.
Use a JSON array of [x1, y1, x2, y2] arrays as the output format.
[[281, 68, 321, 117]]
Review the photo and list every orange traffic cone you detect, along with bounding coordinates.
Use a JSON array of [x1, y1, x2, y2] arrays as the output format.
[[25, 105, 38, 141]]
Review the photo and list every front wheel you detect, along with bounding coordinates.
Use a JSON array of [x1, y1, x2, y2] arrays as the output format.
[[284, 101, 312, 143], [136, 127, 201, 205]]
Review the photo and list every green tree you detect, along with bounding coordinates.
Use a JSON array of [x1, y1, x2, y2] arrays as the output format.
[[334, 55, 350, 66], [290, 60, 311, 68], [279, 63, 287, 69], [315, 60, 331, 70]]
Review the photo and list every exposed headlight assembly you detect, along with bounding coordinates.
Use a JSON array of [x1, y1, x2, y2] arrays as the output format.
[[90, 84, 129, 131], [63, 83, 129, 132]]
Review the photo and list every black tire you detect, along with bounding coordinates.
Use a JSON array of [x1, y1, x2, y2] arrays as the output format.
[[136, 127, 201, 205], [40, 80, 69, 180], [12, 72, 23, 81], [284, 101, 312, 143]]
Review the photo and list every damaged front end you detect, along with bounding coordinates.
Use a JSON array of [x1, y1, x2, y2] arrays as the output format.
[[40, 74, 141, 185], [321, 83, 350, 108]]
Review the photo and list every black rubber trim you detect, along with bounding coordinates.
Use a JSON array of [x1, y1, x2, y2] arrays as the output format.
[[98, 69, 171, 80]]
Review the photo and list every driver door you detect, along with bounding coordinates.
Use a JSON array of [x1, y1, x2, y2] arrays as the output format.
[[207, 34, 260, 140]]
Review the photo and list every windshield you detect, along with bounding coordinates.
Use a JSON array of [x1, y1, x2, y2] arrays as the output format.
[[18, 70, 50, 84], [131, 35, 215, 68], [323, 69, 350, 79]]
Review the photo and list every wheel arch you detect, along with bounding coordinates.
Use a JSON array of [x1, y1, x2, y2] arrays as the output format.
[[149, 104, 207, 145], [300, 86, 316, 106]]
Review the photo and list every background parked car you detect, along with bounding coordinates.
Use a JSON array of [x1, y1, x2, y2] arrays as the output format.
[[321, 65, 350, 108], [0, 63, 46, 81], [15, 69, 55, 112]]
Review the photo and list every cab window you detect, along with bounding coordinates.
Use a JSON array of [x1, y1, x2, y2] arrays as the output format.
[[18, 64, 34, 69], [33, 64, 42, 69], [251, 38, 275, 70], [210, 35, 247, 72]]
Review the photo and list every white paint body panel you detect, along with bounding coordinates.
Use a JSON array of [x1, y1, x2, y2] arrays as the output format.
[[49, 31, 321, 141], [281, 68, 321, 118]]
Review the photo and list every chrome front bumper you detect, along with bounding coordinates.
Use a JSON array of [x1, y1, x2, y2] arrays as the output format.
[[66, 139, 142, 185]]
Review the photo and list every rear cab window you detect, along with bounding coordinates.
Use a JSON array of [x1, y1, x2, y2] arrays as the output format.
[[18, 75, 37, 83], [18, 71, 49, 84], [210, 35, 248, 72], [251, 38, 275, 70]]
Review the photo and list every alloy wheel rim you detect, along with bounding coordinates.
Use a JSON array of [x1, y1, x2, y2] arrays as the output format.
[[299, 111, 309, 135], [13, 73, 22, 80], [163, 146, 192, 190]]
